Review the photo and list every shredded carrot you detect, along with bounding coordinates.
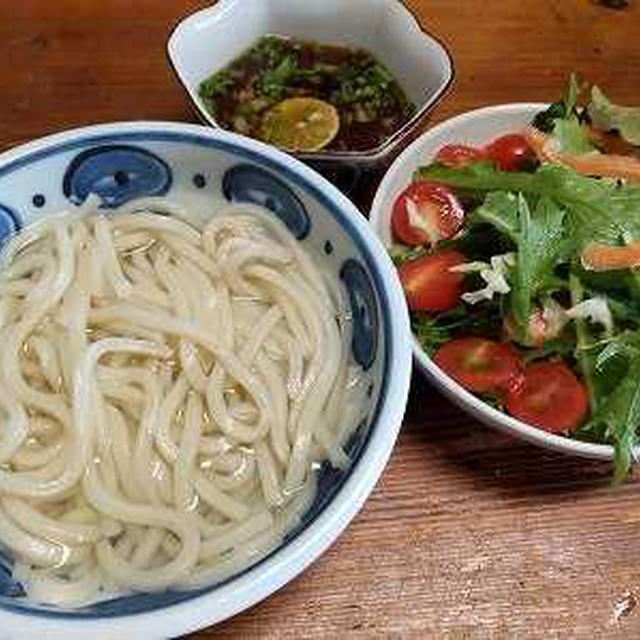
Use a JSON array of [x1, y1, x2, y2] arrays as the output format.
[[581, 240, 640, 272], [561, 153, 640, 182], [524, 127, 640, 182]]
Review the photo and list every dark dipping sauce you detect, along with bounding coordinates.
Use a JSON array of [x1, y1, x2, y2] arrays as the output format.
[[198, 35, 416, 152]]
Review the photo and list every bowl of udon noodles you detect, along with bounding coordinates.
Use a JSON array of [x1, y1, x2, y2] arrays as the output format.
[[0, 122, 411, 637]]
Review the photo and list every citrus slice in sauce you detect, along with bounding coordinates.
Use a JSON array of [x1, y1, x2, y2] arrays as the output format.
[[261, 98, 340, 152]]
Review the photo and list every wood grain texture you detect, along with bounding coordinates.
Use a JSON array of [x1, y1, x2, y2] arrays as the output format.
[[1, 1, 640, 637]]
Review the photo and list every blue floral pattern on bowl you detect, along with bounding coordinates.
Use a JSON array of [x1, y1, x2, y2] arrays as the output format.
[[0, 204, 21, 244], [340, 259, 379, 371], [62, 145, 172, 207], [222, 164, 311, 239]]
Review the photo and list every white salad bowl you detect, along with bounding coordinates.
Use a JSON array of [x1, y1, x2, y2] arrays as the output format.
[[370, 102, 632, 462], [0, 121, 412, 637], [166, 0, 453, 166]]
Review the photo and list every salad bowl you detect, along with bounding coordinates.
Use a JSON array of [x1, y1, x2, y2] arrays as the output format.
[[370, 102, 640, 463]]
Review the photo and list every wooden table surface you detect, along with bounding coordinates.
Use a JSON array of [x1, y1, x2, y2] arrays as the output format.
[[2, 1, 640, 637]]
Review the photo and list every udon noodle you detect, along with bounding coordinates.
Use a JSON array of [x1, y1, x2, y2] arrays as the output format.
[[0, 196, 370, 606]]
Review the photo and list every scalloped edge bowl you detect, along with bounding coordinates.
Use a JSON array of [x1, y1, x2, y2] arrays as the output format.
[[166, 0, 453, 166]]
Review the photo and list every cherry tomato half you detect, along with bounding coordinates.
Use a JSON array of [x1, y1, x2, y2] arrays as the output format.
[[391, 181, 465, 246], [483, 134, 536, 172], [506, 361, 588, 434], [398, 249, 466, 311], [435, 144, 486, 168], [433, 337, 522, 394]]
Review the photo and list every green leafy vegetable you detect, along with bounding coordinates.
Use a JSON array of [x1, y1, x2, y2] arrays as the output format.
[[251, 35, 290, 67], [521, 340, 574, 364], [552, 118, 595, 154], [510, 195, 568, 332], [331, 58, 406, 111], [411, 301, 504, 355], [415, 161, 542, 193], [199, 71, 234, 99], [569, 271, 598, 412], [531, 74, 595, 154], [588, 85, 640, 145], [411, 314, 453, 355], [415, 162, 640, 245], [532, 101, 566, 133], [531, 73, 579, 133], [471, 191, 520, 241], [564, 72, 580, 115], [260, 56, 296, 101], [451, 216, 515, 261], [585, 357, 640, 482], [470, 191, 569, 336]]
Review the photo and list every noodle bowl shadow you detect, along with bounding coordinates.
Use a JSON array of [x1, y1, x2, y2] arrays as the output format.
[[0, 122, 412, 638]]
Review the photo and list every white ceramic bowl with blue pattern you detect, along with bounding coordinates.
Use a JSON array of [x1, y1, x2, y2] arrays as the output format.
[[0, 121, 412, 637]]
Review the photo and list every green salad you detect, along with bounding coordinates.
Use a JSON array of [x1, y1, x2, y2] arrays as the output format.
[[390, 76, 640, 479]]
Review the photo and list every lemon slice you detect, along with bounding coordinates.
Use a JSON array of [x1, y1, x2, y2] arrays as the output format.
[[261, 98, 340, 152]]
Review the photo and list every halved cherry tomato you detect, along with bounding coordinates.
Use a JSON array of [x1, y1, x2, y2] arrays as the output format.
[[506, 361, 588, 434], [483, 134, 536, 171], [433, 337, 522, 394], [391, 181, 465, 246], [435, 144, 486, 168], [398, 249, 465, 311]]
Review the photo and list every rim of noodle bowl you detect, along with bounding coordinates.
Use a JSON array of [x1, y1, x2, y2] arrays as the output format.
[[370, 101, 632, 463]]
